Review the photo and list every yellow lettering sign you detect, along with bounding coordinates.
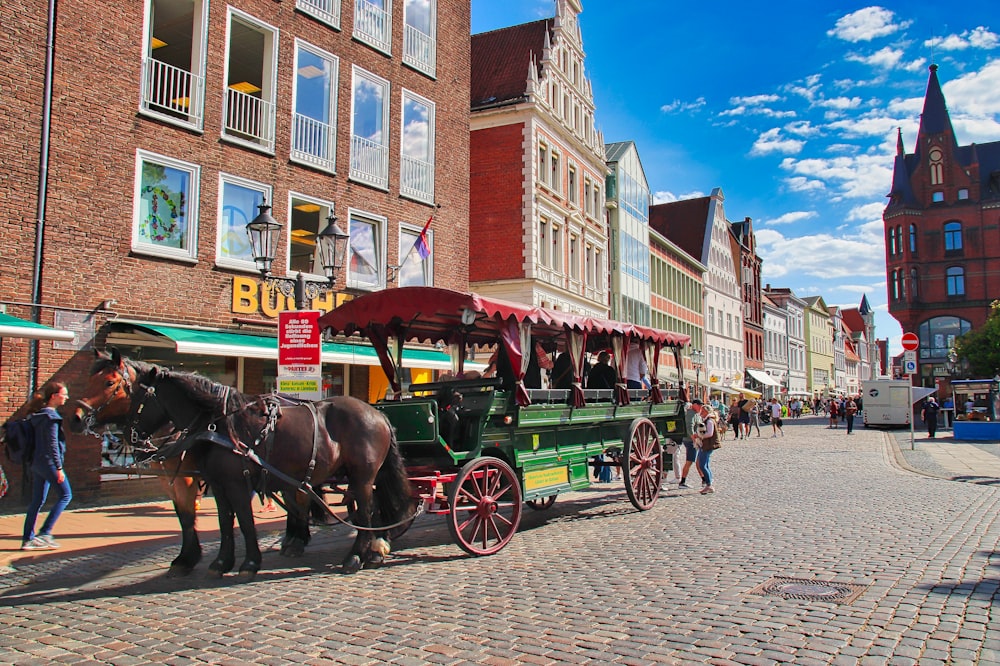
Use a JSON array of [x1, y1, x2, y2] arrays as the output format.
[[231, 277, 344, 319], [524, 466, 569, 491]]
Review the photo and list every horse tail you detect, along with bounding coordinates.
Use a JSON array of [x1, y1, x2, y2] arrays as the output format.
[[373, 421, 412, 529]]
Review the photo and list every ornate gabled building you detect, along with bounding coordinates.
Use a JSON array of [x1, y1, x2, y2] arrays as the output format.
[[730, 217, 767, 390], [885, 64, 1000, 386], [650, 188, 743, 395], [803, 296, 834, 398], [764, 286, 809, 398], [469, 0, 609, 316]]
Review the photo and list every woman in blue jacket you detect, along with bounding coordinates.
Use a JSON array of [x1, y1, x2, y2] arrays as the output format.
[[21, 381, 72, 550]]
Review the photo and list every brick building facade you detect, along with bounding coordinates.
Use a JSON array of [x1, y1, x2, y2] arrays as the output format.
[[885, 64, 1000, 386], [1, 0, 471, 502]]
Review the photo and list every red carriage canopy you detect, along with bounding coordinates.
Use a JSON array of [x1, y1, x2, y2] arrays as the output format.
[[317, 287, 691, 405]]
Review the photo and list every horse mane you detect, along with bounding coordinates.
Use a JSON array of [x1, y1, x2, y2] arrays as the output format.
[[136, 362, 251, 416]]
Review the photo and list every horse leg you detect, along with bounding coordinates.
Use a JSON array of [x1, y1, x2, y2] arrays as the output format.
[[168, 476, 202, 575], [207, 484, 236, 577], [342, 481, 375, 574], [233, 486, 262, 581], [279, 489, 311, 557]]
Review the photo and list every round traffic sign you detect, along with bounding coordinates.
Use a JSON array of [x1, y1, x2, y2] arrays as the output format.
[[901, 332, 919, 351]]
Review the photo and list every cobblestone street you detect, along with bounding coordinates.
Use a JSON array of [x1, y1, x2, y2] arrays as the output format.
[[1, 416, 998, 665]]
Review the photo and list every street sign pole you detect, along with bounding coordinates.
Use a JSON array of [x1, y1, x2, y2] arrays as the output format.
[[901, 333, 919, 450], [910, 380, 915, 450]]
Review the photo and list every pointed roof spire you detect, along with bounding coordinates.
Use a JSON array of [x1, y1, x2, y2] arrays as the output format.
[[859, 294, 872, 316], [916, 64, 958, 153], [896, 127, 905, 156]]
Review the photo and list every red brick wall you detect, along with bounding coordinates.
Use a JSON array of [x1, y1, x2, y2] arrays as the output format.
[[469, 123, 526, 282], [1, 0, 471, 503]]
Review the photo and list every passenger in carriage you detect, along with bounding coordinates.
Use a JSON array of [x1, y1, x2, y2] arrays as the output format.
[[624, 342, 648, 390], [587, 351, 617, 390], [551, 351, 575, 390]]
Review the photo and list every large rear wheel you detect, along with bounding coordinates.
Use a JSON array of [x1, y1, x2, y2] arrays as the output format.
[[526, 495, 556, 510], [447, 457, 522, 555], [623, 418, 662, 511]]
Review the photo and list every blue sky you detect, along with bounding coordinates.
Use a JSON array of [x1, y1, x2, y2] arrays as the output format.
[[471, 1, 1000, 355]]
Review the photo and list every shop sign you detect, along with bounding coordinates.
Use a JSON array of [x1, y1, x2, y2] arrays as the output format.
[[231, 276, 347, 318], [278, 310, 321, 400]]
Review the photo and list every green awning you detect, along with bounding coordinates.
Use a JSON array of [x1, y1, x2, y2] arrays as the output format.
[[0, 312, 76, 342], [106, 321, 459, 370]]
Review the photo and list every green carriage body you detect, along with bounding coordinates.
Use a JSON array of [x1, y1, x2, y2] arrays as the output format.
[[318, 287, 692, 555]]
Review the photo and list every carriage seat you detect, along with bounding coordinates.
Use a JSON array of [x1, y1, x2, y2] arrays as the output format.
[[526, 389, 571, 404], [582, 389, 614, 403]]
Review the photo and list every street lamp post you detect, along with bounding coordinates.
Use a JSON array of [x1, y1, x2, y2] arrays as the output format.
[[246, 200, 350, 310], [691, 348, 704, 401]]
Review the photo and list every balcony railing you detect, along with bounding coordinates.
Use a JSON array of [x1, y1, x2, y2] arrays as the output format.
[[401, 154, 434, 203], [403, 24, 435, 77], [350, 134, 388, 189], [291, 113, 335, 171], [295, 0, 340, 28], [354, 0, 391, 53], [224, 87, 275, 152], [141, 58, 204, 128]]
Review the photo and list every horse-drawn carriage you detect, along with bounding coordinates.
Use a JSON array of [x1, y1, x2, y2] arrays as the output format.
[[316, 287, 691, 556], [71, 287, 690, 577]]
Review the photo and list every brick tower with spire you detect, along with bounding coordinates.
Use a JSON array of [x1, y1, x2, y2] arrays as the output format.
[[884, 64, 1000, 385]]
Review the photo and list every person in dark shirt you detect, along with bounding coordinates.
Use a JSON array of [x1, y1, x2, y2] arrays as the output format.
[[587, 351, 617, 389], [551, 352, 575, 390]]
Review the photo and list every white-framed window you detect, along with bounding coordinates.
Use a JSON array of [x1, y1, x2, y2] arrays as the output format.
[[350, 66, 390, 189], [583, 178, 592, 216], [217, 174, 271, 271], [585, 243, 594, 285], [140, 0, 209, 130], [132, 150, 200, 262], [552, 223, 563, 272], [400, 89, 435, 203], [403, 0, 436, 77], [569, 233, 579, 280], [398, 221, 433, 287], [354, 0, 391, 54], [347, 209, 386, 291], [568, 164, 577, 204], [222, 8, 278, 153], [594, 249, 603, 291], [538, 143, 548, 187], [295, 0, 340, 30], [550, 151, 560, 193], [539, 217, 550, 267], [287, 193, 336, 277], [291, 40, 338, 173]]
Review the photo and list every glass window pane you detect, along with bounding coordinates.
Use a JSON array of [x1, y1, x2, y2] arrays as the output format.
[[220, 180, 265, 263], [138, 160, 191, 250], [349, 216, 380, 288]]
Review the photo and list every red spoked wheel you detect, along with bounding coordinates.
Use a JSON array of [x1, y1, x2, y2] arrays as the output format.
[[447, 457, 523, 556], [623, 418, 662, 511], [526, 495, 556, 510]]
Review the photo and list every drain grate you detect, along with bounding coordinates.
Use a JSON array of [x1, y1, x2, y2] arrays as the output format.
[[748, 576, 868, 604]]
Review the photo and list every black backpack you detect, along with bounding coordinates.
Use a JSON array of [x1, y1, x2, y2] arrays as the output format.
[[3, 416, 36, 465]]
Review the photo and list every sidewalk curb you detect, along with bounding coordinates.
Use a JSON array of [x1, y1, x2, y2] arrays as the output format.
[[882, 430, 955, 481]]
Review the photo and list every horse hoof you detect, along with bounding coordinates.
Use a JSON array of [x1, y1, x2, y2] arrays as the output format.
[[364, 553, 385, 569], [342, 554, 363, 575], [280, 539, 306, 557], [238, 563, 260, 582], [168, 564, 195, 578], [207, 567, 225, 579]]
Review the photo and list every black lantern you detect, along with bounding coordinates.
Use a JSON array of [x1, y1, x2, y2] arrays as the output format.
[[316, 212, 350, 284], [246, 201, 282, 277]]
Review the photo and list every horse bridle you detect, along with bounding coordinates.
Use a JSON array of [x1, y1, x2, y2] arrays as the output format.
[[77, 364, 134, 435], [127, 371, 212, 448]]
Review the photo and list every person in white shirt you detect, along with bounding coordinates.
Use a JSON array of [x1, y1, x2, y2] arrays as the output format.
[[768, 397, 784, 437], [624, 342, 648, 390]]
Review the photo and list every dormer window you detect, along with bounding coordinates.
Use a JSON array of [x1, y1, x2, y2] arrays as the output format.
[[929, 146, 943, 185], [958, 188, 969, 200], [932, 191, 944, 203]]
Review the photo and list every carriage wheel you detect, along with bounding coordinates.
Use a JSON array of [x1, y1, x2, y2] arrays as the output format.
[[447, 457, 522, 556], [526, 495, 557, 510], [623, 418, 662, 511]]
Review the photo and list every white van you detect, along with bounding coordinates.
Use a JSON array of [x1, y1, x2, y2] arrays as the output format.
[[861, 379, 937, 428]]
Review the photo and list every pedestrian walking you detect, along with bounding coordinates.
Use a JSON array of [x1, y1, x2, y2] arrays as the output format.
[[828, 398, 839, 428], [728, 398, 742, 439], [921, 397, 941, 438], [749, 399, 762, 437], [677, 399, 706, 489], [21, 381, 73, 551], [769, 397, 784, 437], [693, 404, 720, 494], [844, 396, 858, 435]]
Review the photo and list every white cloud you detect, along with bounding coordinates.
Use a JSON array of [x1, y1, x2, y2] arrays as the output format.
[[847, 46, 904, 69], [764, 211, 818, 226], [815, 96, 863, 110], [924, 26, 1000, 51], [660, 97, 706, 113], [847, 202, 886, 222], [750, 128, 805, 156], [779, 153, 893, 200], [827, 7, 910, 43], [653, 190, 706, 204], [784, 120, 822, 138], [756, 227, 886, 283], [729, 94, 781, 106], [784, 74, 822, 102], [784, 176, 825, 193]]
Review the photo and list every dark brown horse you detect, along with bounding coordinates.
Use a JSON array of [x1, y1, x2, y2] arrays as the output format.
[[122, 361, 411, 578], [70, 349, 207, 575]]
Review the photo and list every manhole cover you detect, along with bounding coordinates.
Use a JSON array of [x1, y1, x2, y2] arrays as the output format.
[[748, 576, 868, 604]]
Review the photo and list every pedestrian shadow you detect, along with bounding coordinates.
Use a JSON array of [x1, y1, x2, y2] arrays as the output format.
[[950, 475, 1000, 486], [917, 576, 1000, 600]]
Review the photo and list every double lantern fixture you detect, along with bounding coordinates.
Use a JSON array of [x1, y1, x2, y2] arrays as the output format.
[[245, 200, 350, 310]]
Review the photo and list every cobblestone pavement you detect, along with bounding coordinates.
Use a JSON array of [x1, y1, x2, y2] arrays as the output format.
[[1, 416, 998, 665]]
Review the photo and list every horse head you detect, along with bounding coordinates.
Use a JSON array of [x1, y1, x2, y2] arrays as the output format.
[[69, 348, 136, 434], [124, 365, 232, 448]]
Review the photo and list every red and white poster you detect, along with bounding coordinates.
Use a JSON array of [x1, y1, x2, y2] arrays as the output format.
[[277, 310, 322, 399]]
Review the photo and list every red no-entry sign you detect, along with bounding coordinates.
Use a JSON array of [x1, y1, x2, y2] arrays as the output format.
[[901, 332, 919, 351]]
